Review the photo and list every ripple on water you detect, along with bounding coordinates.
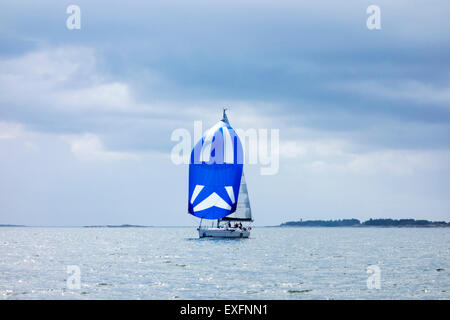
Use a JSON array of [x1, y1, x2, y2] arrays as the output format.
[[0, 227, 449, 299]]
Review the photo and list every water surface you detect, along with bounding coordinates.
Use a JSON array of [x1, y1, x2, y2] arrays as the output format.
[[0, 227, 448, 299]]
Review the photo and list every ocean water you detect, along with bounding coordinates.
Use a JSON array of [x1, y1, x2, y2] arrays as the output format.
[[0, 227, 448, 300]]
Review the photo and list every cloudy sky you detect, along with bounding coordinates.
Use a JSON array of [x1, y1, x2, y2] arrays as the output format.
[[0, 0, 449, 226]]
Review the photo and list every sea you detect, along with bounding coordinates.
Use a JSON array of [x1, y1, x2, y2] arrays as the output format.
[[0, 227, 449, 299]]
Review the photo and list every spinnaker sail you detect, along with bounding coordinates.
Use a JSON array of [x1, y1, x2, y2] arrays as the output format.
[[188, 111, 244, 220]]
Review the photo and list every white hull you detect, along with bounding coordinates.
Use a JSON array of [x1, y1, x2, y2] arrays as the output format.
[[198, 227, 250, 238]]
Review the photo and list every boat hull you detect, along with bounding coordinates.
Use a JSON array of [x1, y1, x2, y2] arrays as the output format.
[[198, 228, 250, 238]]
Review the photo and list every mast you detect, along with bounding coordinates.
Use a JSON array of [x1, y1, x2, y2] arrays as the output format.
[[222, 107, 230, 125]]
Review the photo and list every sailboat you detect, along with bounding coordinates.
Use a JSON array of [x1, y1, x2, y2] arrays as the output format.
[[188, 109, 253, 238]]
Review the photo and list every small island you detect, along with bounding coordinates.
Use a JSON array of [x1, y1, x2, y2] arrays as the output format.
[[280, 218, 449, 228], [83, 224, 152, 228], [0, 224, 26, 227]]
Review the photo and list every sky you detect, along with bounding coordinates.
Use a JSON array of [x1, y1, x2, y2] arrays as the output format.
[[0, 0, 449, 226]]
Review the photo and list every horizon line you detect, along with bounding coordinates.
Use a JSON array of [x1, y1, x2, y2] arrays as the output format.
[[1, 217, 449, 228]]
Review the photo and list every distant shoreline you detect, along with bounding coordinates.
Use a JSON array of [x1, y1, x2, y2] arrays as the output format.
[[2, 219, 450, 228], [83, 224, 153, 228], [0, 224, 156, 228], [279, 218, 450, 228], [0, 224, 26, 227]]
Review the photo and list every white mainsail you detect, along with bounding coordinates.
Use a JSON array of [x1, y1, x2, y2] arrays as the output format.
[[221, 171, 252, 221]]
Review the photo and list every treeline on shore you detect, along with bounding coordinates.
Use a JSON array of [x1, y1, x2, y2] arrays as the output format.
[[280, 218, 450, 227]]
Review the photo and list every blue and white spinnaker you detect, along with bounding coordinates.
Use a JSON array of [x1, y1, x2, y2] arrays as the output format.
[[188, 112, 244, 220]]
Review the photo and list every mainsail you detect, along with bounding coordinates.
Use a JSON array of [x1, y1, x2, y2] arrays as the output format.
[[188, 110, 244, 220], [220, 171, 252, 221]]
